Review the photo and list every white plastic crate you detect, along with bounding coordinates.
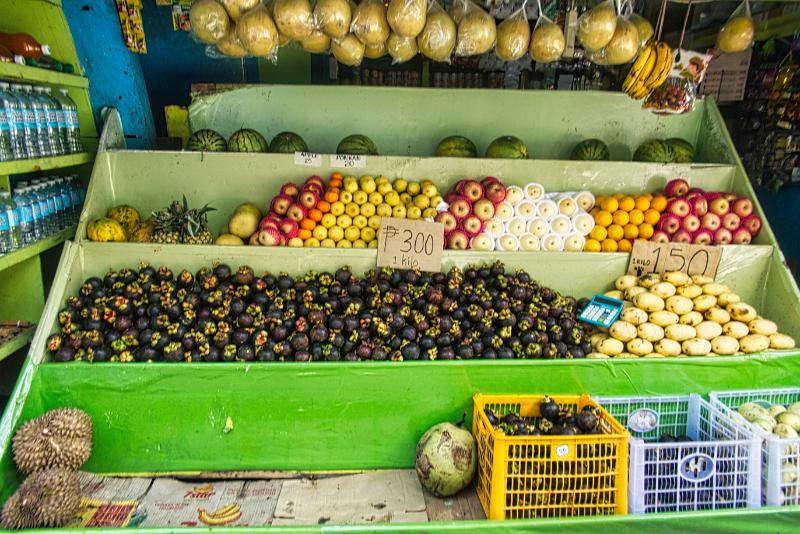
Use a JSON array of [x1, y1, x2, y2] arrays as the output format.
[[710, 387, 800, 506], [594, 394, 762, 514]]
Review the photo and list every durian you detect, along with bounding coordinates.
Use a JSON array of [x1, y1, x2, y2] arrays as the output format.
[[12, 408, 92, 475], [1, 468, 80, 529]]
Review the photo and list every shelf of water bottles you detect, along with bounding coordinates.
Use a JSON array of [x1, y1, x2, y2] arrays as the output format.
[[0, 174, 84, 257], [0, 80, 83, 163]]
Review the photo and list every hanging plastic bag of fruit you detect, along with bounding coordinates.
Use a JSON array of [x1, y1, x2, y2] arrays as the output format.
[[387, 32, 418, 64], [300, 30, 331, 54], [315, 0, 353, 40], [351, 0, 390, 46], [209, 23, 250, 57], [621, 0, 673, 100], [626, 12, 653, 50], [643, 49, 711, 114], [236, 4, 280, 58], [455, 0, 496, 57], [598, 2, 640, 65], [272, 0, 315, 41], [417, 1, 456, 63], [387, 0, 427, 39], [576, 0, 616, 52], [496, 3, 530, 62], [190, 0, 231, 44], [529, 0, 564, 64], [219, 0, 260, 22], [716, 0, 754, 54], [331, 33, 365, 66]]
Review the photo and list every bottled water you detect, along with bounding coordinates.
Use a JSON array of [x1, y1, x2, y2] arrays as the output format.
[[0, 86, 12, 162], [9, 84, 39, 159], [41, 180, 58, 232], [30, 182, 53, 236], [44, 88, 67, 156], [24, 183, 44, 240], [24, 85, 51, 157], [0, 193, 11, 254], [55, 89, 82, 153], [66, 175, 83, 222], [36, 86, 64, 155], [13, 186, 35, 245], [0, 82, 26, 160], [56, 178, 73, 227], [0, 191, 22, 252]]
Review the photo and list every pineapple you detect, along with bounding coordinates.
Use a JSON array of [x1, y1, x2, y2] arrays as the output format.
[[182, 204, 214, 245], [151, 197, 214, 245], [152, 201, 183, 244]]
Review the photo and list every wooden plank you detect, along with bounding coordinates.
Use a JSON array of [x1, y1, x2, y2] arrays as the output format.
[[424, 487, 486, 522]]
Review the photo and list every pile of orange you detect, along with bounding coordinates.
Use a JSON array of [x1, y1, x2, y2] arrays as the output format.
[[584, 193, 668, 253]]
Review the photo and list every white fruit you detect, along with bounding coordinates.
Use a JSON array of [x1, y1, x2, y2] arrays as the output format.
[[615, 275, 638, 291], [722, 321, 750, 339], [620, 307, 648, 326], [665, 295, 693, 315], [634, 292, 665, 312], [665, 324, 697, 342], [711, 336, 739, 355], [695, 321, 723, 340], [692, 294, 717, 312], [748, 318, 778, 336], [679, 311, 703, 327], [740, 334, 770, 354], [649, 311, 679, 327], [637, 322, 665, 343], [655, 338, 682, 357], [704, 307, 731, 325], [609, 321, 637, 342], [662, 271, 689, 286], [682, 338, 712, 356], [676, 284, 703, 299], [770, 333, 796, 350]]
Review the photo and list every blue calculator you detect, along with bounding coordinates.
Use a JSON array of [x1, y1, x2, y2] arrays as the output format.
[[579, 294, 625, 328]]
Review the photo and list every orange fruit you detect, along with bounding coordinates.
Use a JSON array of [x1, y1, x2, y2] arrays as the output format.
[[589, 225, 608, 241], [628, 209, 644, 225], [634, 196, 651, 211], [623, 224, 639, 239], [650, 194, 668, 212], [330, 172, 343, 181], [600, 197, 619, 213], [642, 193, 654, 200], [308, 208, 323, 222], [590, 207, 601, 217], [618, 239, 633, 253], [594, 210, 613, 227], [612, 210, 630, 226], [644, 208, 661, 225], [324, 190, 339, 203], [612, 193, 625, 200], [607, 224, 624, 241], [618, 196, 635, 212], [297, 228, 312, 240], [638, 223, 654, 239], [300, 218, 316, 231], [316, 200, 331, 213], [584, 239, 602, 252], [328, 178, 343, 188], [601, 239, 619, 252]]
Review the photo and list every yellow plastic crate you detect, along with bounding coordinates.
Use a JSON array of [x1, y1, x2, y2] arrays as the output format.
[[473, 393, 630, 520]]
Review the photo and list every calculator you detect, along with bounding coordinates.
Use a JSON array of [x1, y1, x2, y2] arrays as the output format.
[[579, 294, 625, 328]]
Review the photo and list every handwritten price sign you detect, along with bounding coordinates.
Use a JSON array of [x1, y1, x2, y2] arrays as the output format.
[[293, 151, 322, 167], [377, 218, 444, 272], [628, 240, 721, 278], [330, 154, 366, 168]]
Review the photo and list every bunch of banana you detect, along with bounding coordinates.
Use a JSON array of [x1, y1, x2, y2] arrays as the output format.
[[622, 41, 673, 100], [197, 504, 242, 526]]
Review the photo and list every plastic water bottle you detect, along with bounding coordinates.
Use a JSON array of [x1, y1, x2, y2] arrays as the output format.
[[9, 84, 39, 159], [67, 175, 83, 222], [55, 89, 82, 153], [30, 182, 53, 236], [41, 179, 59, 231], [25, 85, 51, 157], [0, 191, 22, 252], [24, 184, 44, 240], [0, 194, 11, 254], [36, 86, 64, 155], [13, 186, 35, 245], [0, 82, 26, 160], [55, 178, 72, 227], [0, 86, 12, 162], [44, 87, 67, 155]]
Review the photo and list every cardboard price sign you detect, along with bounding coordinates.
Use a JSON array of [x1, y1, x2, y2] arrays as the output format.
[[377, 218, 444, 272], [628, 240, 721, 278], [330, 154, 366, 168]]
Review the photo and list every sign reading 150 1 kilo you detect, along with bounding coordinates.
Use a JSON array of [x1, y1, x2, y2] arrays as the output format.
[[377, 218, 444, 273], [628, 240, 721, 278]]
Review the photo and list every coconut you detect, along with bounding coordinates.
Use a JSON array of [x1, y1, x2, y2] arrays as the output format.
[[387, 0, 427, 39], [216, 26, 249, 57], [237, 5, 280, 57], [315, 0, 352, 39], [331, 33, 365, 66], [602, 16, 639, 65], [190, 0, 231, 44], [577, 0, 616, 52], [351, 0, 390, 46], [273, 0, 314, 40], [627, 13, 653, 47], [364, 40, 387, 59], [387, 33, 418, 64], [415, 420, 477, 497], [300, 30, 330, 54], [455, 2, 496, 57], [417, 4, 456, 62], [219, 0, 260, 22], [495, 9, 530, 62], [530, 18, 565, 63], [717, 16, 754, 54]]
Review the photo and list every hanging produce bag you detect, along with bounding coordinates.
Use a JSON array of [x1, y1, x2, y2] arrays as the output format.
[[236, 4, 280, 58], [454, 0, 496, 57], [716, 0, 755, 54], [576, 0, 616, 52], [495, 6, 530, 62], [529, 14, 565, 63], [351, 0, 390, 46], [387, 0, 427, 39], [272, 0, 315, 41], [316, 0, 353, 39], [417, 1, 456, 63], [387, 32, 418, 64], [189, 0, 230, 44]]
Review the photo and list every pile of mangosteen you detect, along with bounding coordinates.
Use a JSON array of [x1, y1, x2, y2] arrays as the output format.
[[484, 396, 602, 436]]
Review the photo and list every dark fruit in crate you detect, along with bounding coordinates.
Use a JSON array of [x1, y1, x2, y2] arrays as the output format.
[[576, 407, 598, 432], [540, 396, 560, 422]]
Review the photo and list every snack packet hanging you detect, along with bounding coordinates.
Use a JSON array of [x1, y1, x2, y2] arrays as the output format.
[[496, 6, 530, 62], [387, 0, 427, 39], [315, 0, 353, 39], [331, 32, 365, 66], [529, 15, 565, 63], [190, 0, 231, 44], [417, 1, 456, 63], [236, 4, 280, 57], [272, 0, 315, 41], [577, 0, 616, 52], [351, 0, 390, 46], [455, 0, 496, 57], [387, 32, 418, 64], [716, 0, 754, 54], [643, 49, 711, 114]]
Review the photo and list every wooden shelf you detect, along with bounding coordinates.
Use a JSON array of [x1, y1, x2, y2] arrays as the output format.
[[0, 61, 87, 89], [0, 152, 93, 176], [0, 225, 76, 272], [0, 326, 34, 363]]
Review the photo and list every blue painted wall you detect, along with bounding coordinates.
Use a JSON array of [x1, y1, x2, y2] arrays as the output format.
[[62, 0, 156, 148]]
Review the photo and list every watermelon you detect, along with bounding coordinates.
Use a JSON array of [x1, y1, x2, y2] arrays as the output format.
[[337, 134, 379, 156], [570, 139, 610, 161], [228, 129, 269, 153], [485, 136, 528, 159], [435, 136, 477, 158], [665, 138, 695, 163], [186, 129, 227, 152], [270, 131, 309, 154], [633, 139, 676, 163]]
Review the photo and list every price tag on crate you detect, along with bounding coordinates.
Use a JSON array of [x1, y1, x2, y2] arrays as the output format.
[[578, 294, 625, 328], [330, 154, 366, 168], [628, 240, 721, 278], [377, 217, 444, 273], [294, 152, 322, 167]]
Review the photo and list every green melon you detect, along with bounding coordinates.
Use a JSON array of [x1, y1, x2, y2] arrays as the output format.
[[485, 136, 528, 159], [269, 131, 309, 154], [186, 129, 227, 152], [228, 129, 269, 153], [665, 138, 695, 163], [336, 134, 379, 156], [633, 139, 676, 163], [570, 139, 610, 161], [435, 136, 477, 158]]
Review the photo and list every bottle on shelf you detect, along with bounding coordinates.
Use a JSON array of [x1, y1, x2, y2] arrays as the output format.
[[35, 87, 64, 155], [23, 85, 51, 157], [19, 182, 43, 240], [0, 82, 24, 159], [44, 88, 67, 155], [29, 181, 53, 236], [8, 83, 39, 159], [0, 32, 43, 60], [12, 185, 35, 245], [55, 89, 82, 153], [0, 86, 12, 162], [0, 190, 22, 253]]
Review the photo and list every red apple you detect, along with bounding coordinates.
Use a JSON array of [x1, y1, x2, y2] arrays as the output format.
[[704, 192, 723, 201], [448, 195, 473, 220], [259, 217, 279, 231], [305, 175, 325, 188], [700, 212, 721, 232], [461, 215, 484, 237], [286, 203, 307, 222], [658, 214, 682, 235], [732, 198, 754, 218], [298, 189, 319, 210], [270, 194, 293, 216], [257, 227, 283, 246], [651, 231, 670, 244], [682, 214, 700, 233], [447, 229, 469, 250], [687, 187, 706, 197], [714, 227, 732, 245], [667, 198, 691, 218], [301, 182, 324, 196], [472, 198, 496, 221], [453, 180, 469, 194], [483, 181, 507, 204], [279, 219, 299, 238], [732, 228, 752, 245], [480, 176, 501, 187], [671, 229, 692, 243], [665, 178, 690, 198], [722, 212, 740, 231], [741, 214, 762, 237], [280, 183, 300, 198], [692, 229, 714, 245], [460, 180, 484, 202], [689, 196, 708, 216], [709, 197, 730, 216], [434, 211, 458, 233], [444, 192, 462, 204]]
